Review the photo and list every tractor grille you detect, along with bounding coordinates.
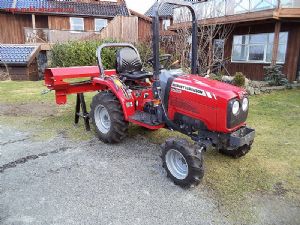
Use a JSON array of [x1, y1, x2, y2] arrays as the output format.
[[227, 98, 248, 129]]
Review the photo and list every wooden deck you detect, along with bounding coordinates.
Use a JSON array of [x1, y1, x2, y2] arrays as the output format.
[[170, 8, 300, 29]]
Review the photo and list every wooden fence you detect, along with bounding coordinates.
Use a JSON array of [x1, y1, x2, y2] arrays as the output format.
[[82, 16, 139, 43]]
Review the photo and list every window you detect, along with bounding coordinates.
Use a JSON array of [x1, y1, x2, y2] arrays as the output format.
[[231, 32, 288, 63], [70, 17, 84, 31], [162, 19, 171, 30], [95, 18, 108, 32]]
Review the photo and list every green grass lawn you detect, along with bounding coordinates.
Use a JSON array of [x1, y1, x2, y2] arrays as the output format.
[[1, 80, 299, 221]]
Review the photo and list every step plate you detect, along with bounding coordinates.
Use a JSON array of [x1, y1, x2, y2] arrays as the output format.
[[129, 111, 161, 126]]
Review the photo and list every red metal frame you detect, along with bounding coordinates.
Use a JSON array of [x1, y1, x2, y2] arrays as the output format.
[[44, 66, 162, 129], [45, 66, 248, 133], [45, 66, 116, 104], [167, 74, 247, 133]]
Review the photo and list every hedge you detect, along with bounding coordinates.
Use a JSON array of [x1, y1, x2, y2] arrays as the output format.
[[50, 40, 153, 69]]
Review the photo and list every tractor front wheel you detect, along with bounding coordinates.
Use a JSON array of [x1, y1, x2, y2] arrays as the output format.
[[90, 91, 128, 143], [162, 138, 204, 188]]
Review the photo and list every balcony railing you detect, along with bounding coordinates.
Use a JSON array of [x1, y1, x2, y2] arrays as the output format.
[[24, 27, 49, 43], [174, 0, 300, 22], [24, 27, 97, 44]]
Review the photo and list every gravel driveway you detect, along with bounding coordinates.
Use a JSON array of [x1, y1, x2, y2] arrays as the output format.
[[1, 125, 299, 225], [0, 125, 229, 225]]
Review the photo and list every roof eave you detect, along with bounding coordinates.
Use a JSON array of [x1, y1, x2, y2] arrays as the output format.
[[0, 62, 28, 66], [0, 9, 118, 18]]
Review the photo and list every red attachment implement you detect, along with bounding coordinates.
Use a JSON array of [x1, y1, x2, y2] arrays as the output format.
[[44, 66, 116, 104]]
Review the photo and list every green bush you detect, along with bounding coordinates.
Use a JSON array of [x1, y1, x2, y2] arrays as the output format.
[[50, 40, 167, 71], [264, 65, 288, 86], [50, 40, 119, 69], [209, 73, 222, 81], [135, 42, 153, 67], [233, 72, 246, 87], [136, 41, 171, 70]]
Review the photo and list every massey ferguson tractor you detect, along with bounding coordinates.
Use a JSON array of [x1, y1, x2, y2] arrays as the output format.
[[45, 0, 255, 187]]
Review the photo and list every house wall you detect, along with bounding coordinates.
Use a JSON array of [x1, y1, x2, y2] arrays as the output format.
[[224, 21, 300, 81], [84, 17, 94, 31], [48, 16, 70, 30], [79, 16, 138, 43], [0, 13, 32, 44], [98, 16, 138, 43], [48, 15, 112, 32], [129, 10, 152, 42], [137, 18, 152, 42], [8, 61, 39, 81], [35, 15, 49, 28], [8, 67, 28, 81]]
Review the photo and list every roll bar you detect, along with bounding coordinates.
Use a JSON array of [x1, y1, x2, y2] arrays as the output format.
[[97, 43, 140, 78], [152, 0, 199, 78]]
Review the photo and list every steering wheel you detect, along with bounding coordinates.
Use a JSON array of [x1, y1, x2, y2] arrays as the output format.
[[147, 54, 172, 70]]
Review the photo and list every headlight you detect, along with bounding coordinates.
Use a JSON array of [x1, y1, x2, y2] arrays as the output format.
[[242, 98, 249, 111], [232, 100, 240, 115]]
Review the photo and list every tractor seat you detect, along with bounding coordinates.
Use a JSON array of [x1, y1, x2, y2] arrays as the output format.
[[116, 47, 152, 80]]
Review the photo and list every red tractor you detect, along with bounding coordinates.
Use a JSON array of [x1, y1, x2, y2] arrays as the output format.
[[45, 0, 255, 187]]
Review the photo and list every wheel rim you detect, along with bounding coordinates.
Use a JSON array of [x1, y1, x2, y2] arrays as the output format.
[[165, 149, 188, 180], [94, 104, 111, 134]]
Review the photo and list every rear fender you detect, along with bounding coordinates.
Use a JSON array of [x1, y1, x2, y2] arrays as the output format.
[[93, 77, 135, 120]]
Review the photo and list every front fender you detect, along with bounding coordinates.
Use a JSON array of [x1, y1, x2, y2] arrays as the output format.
[[92, 77, 135, 120]]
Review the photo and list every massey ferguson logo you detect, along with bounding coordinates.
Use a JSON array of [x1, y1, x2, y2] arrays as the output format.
[[172, 82, 217, 100]]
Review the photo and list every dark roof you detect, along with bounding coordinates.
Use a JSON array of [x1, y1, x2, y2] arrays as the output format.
[[0, 0, 14, 9], [0, 0, 129, 17], [145, 3, 175, 18], [145, 0, 203, 18], [0, 45, 40, 66]]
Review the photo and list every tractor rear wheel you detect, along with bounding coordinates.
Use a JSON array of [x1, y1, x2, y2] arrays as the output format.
[[219, 144, 252, 158], [162, 138, 204, 188], [90, 91, 128, 143]]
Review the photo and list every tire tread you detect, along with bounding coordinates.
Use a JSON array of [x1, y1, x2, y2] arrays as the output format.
[[162, 138, 204, 188], [90, 91, 128, 144]]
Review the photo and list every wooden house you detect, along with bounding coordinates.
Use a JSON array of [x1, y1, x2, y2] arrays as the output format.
[[149, 0, 300, 82], [0, 0, 131, 44], [0, 0, 142, 80]]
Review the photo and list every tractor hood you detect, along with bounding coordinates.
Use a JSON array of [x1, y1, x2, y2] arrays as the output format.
[[173, 74, 247, 101]]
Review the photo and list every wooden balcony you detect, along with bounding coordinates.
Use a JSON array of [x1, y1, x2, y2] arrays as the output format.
[[24, 27, 97, 44], [171, 0, 300, 28], [24, 16, 138, 45]]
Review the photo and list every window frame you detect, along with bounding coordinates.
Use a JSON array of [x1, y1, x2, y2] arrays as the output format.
[[162, 19, 171, 30], [231, 32, 288, 64], [70, 17, 84, 32], [94, 18, 108, 32]]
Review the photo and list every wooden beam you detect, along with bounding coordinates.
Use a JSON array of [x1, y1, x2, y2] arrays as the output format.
[[271, 21, 281, 66], [27, 45, 41, 65], [170, 8, 300, 30], [276, 8, 300, 18], [284, 24, 300, 81], [32, 14, 36, 29]]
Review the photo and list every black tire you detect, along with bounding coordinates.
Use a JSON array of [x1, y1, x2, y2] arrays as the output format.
[[161, 138, 204, 188], [219, 144, 252, 159], [90, 91, 128, 143]]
